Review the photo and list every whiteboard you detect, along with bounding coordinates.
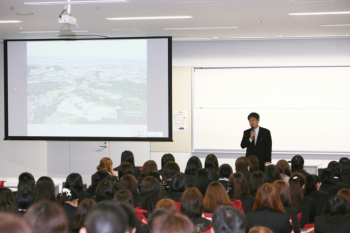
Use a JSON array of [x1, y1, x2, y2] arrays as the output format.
[[193, 67, 350, 153]]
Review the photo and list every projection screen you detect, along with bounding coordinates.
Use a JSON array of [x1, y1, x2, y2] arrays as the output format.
[[4, 37, 172, 141]]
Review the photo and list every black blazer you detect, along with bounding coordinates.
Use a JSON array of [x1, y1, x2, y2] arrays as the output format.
[[245, 206, 291, 233], [236, 169, 252, 183], [319, 183, 338, 196], [314, 215, 350, 233], [305, 190, 329, 216], [341, 174, 350, 187], [297, 197, 316, 228], [241, 127, 272, 171], [166, 192, 184, 202], [218, 179, 229, 191], [284, 206, 300, 233], [240, 196, 255, 214]]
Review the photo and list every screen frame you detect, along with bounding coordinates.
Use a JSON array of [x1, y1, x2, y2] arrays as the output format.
[[4, 36, 173, 142]]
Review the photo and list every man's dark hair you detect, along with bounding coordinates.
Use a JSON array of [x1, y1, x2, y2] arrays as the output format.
[[86, 201, 127, 233], [117, 203, 137, 233], [212, 205, 245, 233], [247, 112, 259, 120], [18, 172, 35, 189], [219, 164, 233, 179], [161, 153, 175, 169], [121, 151, 135, 167]]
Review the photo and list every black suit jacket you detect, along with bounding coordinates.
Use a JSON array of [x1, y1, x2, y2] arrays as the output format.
[[314, 215, 350, 233], [245, 206, 291, 233], [241, 127, 272, 171]]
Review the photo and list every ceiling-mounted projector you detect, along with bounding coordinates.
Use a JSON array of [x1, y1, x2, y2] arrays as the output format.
[[58, 0, 79, 28]]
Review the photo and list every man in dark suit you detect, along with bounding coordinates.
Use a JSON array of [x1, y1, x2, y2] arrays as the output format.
[[240, 112, 272, 171]]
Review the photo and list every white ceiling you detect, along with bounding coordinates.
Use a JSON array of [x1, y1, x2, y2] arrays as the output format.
[[0, 0, 350, 41]]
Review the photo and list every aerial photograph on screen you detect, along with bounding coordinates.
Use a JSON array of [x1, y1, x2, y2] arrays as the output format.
[[26, 40, 147, 125]]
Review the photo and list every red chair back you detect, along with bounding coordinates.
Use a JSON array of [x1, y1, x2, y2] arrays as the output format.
[[231, 200, 245, 216], [202, 223, 212, 233], [203, 213, 213, 218], [134, 207, 148, 225], [174, 201, 181, 213], [0, 181, 4, 188]]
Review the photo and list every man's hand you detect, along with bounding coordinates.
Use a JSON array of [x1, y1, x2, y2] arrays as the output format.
[[264, 162, 271, 167], [250, 130, 255, 141]]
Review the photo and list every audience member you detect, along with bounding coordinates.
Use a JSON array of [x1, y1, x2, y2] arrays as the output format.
[[218, 164, 233, 190], [319, 168, 338, 195], [228, 172, 254, 214], [150, 212, 196, 233], [97, 157, 116, 176], [211, 205, 245, 233], [80, 202, 126, 233], [193, 168, 213, 197], [86, 170, 111, 196], [159, 153, 175, 177], [273, 180, 300, 233], [139, 176, 164, 216], [203, 181, 234, 213], [167, 172, 187, 202], [140, 160, 158, 182], [117, 162, 134, 178], [205, 154, 219, 180], [314, 196, 350, 233], [327, 161, 349, 190], [162, 161, 180, 189], [36, 176, 56, 202], [337, 188, 350, 213], [63, 173, 91, 204], [118, 203, 139, 233], [245, 183, 291, 233], [339, 157, 350, 186], [276, 160, 291, 183], [248, 226, 273, 233], [16, 185, 37, 214], [113, 189, 133, 205], [0, 212, 32, 233], [291, 155, 308, 176], [60, 188, 79, 232], [114, 150, 141, 178], [24, 200, 68, 233], [235, 157, 252, 182], [139, 208, 169, 233], [17, 172, 35, 189], [304, 174, 329, 216], [155, 198, 178, 213], [118, 174, 139, 206], [184, 156, 202, 187], [247, 155, 259, 173], [248, 170, 266, 198], [289, 172, 316, 228], [95, 180, 115, 203], [264, 165, 282, 183], [180, 187, 211, 233], [0, 187, 17, 213], [71, 199, 96, 233]]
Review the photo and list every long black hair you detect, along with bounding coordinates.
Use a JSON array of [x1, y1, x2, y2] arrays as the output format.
[[185, 156, 202, 176]]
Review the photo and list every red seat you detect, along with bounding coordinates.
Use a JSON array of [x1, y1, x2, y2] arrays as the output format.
[[301, 223, 314, 233], [134, 207, 148, 225], [231, 200, 245, 216], [174, 201, 181, 213]]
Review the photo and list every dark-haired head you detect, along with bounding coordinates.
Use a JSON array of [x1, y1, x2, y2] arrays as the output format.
[[0, 212, 32, 233], [139, 176, 164, 214], [304, 174, 321, 196], [18, 172, 35, 189], [323, 196, 348, 221], [264, 165, 282, 183], [118, 203, 137, 233], [121, 150, 135, 167], [339, 157, 350, 175], [320, 168, 335, 185], [193, 168, 212, 197], [248, 112, 259, 120], [212, 205, 246, 233], [249, 170, 266, 195], [205, 154, 219, 170], [185, 156, 202, 176], [170, 173, 188, 192], [91, 170, 111, 187], [253, 183, 285, 213], [155, 198, 178, 213], [59, 188, 79, 205], [276, 160, 291, 176], [180, 187, 204, 220], [141, 160, 158, 178], [36, 176, 56, 202], [203, 181, 231, 212], [163, 162, 180, 181], [288, 172, 306, 210], [248, 155, 260, 173], [228, 172, 250, 200], [0, 188, 17, 212], [113, 189, 133, 205], [327, 161, 343, 181], [219, 164, 233, 179], [16, 185, 37, 211], [337, 188, 350, 213], [65, 173, 84, 191], [291, 155, 304, 172], [118, 174, 138, 195], [118, 162, 134, 178], [71, 199, 96, 231], [273, 180, 291, 207], [95, 180, 115, 203], [161, 154, 175, 169], [151, 212, 196, 233], [147, 208, 169, 231], [84, 202, 127, 233], [235, 157, 250, 172], [24, 200, 67, 233]]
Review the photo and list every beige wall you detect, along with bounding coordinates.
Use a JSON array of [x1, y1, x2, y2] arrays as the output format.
[[151, 67, 192, 152]]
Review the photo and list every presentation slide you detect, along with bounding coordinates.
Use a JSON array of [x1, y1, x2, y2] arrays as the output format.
[[5, 37, 171, 140]]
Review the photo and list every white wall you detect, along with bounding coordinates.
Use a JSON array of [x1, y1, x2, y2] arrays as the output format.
[[1, 38, 350, 182]]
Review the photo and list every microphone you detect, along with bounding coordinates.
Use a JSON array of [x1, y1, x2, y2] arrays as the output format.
[[251, 127, 254, 132]]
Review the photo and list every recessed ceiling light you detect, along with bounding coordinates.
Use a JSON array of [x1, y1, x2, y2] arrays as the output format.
[[106, 16, 192, 20], [0, 20, 22, 23], [321, 24, 350, 27], [289, 11, 350, 15], [164, 27, 238, 30], [16, 12, 34, 16], [24, 0, 127, 5]]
